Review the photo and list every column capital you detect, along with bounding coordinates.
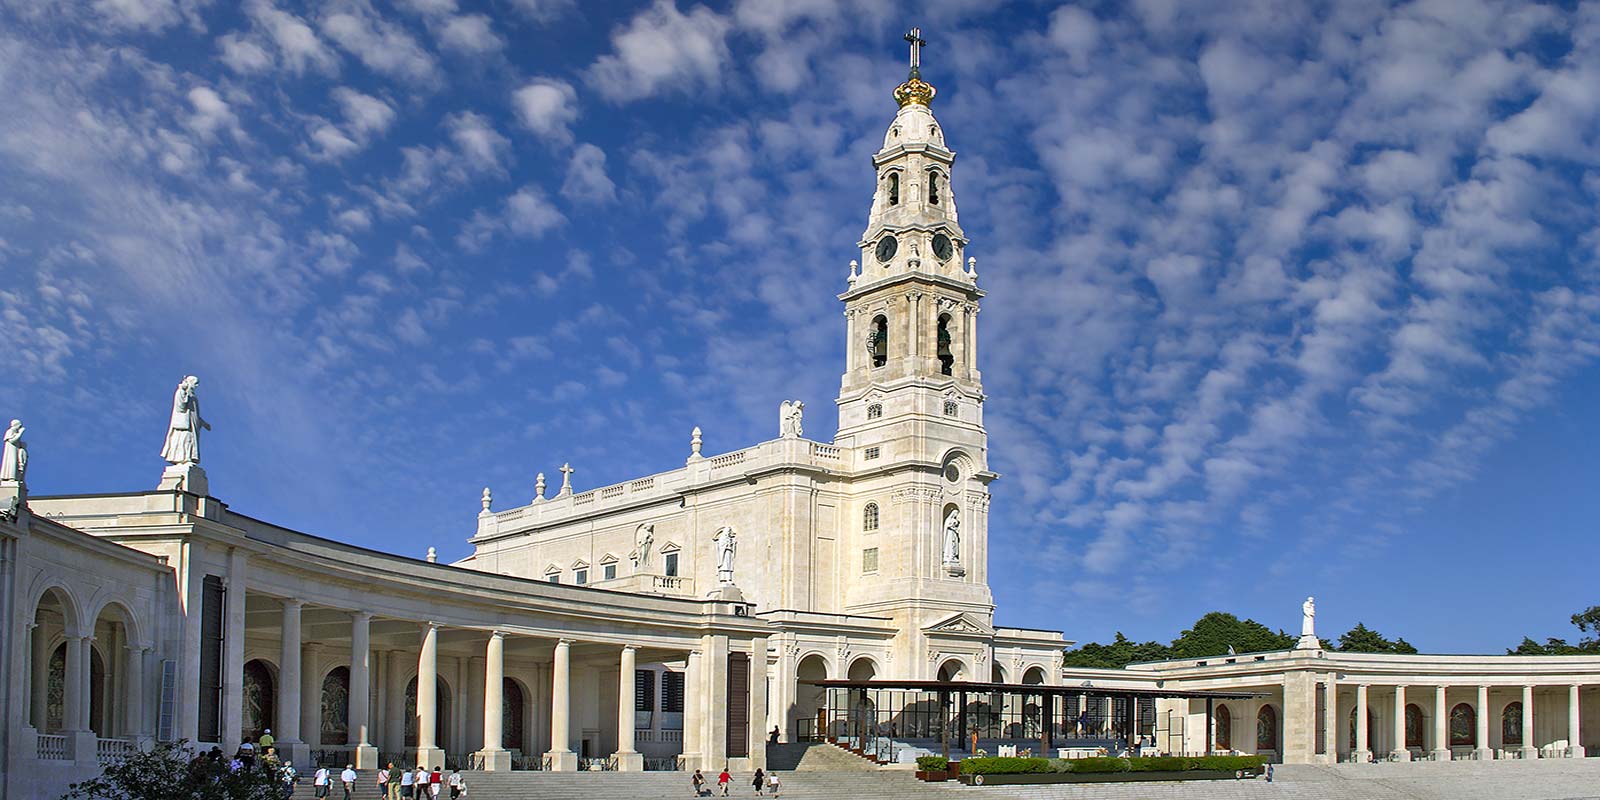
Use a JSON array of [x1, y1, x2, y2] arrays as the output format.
[[555, 637, 573, 647], [351, 610, 373, 621], [282, 597, 305, 610], [1573, 683, 1584, 690], [124, 643, 150, 654], [421, 621, 442, 633], [621, 644, 638, 653], [1479, 684, 1491, 691], [303, 641, 324, 653], [489, 630, 508, 641]]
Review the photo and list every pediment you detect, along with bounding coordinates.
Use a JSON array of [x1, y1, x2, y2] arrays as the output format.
[[570, 558, 589, 569], [659, 541, 681, 553], [598, 553, 619, 565], [924, 612, 993, 637]]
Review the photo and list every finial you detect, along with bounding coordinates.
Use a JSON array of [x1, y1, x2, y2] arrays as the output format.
[[904, 27, 925, 79], [558, 462, 574, 495], [848, 259, 859, 285], [480, 487, 492, 515], [894, 28, 936, 107], [966, 256, 977, 279], [689, 426, 704, 461], [534, 472, 547, 502], [426, 546, 438, 563]]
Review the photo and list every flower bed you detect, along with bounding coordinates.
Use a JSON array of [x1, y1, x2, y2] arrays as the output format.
[[957, 755, 1267, 785]]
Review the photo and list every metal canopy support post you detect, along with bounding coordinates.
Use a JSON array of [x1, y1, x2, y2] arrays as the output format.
[[939, 690, 950, 760], [958, 690, 968, 753], [1039, 692, 1051, 755], [1205, 697, 1214, 754]]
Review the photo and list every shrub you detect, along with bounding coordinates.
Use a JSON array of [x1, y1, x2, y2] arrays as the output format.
[[1127, 756, 1187, 772], [916, 755, 949, 772], [63, 740, 291, 800], [960, 757, 1052, 775], [1190, 754, 1267, 772], [1063, 757, 1130, 773]]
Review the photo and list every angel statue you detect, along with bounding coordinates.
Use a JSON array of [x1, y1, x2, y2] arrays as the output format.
[[779, 400, 804, 438]]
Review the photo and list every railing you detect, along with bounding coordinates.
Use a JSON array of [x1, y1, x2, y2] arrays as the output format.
[[97, 737, 134, 764], [660, 730, 683, 743], [811, 443, 841, 459], [629, 477, 655, 492], [311, 748, 353, 767], [511, 754, 544, 770], [601, 485, 625, 499], [651, 575, 688, 591], [379, 752, 409, 769], [573, 491, 596, 506], [581, 756, 613, 771], [37, 733, 69, 761], [541, 754, 554, 771], [709, 451, 747, 469], [644, 756, 682, 771], [444, 754, 468, 770]]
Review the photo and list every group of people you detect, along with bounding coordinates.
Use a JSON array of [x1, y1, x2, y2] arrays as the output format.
[[691, 767, 779, 798], [310, 762, 468, 799]]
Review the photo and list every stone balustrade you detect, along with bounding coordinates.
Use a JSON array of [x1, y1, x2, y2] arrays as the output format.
[[36, 734, 68, 761]]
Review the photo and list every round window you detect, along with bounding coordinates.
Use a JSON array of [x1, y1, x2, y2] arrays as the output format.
[[944, 463, 960, 483]]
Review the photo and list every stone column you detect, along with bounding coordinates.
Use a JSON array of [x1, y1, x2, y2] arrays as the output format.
[[701, 635, 730, 770], [300, 644, 321, 748], [1475, 686, 1491, 760], [277, 600, 306, 764], [682, 649, 704, 770], [1521, 686, 1537, 759], [1391, 685, 1410, 761], [63, 634, 86, 731], [545, 639, 577, 771], [384, 650, 407, 754], [348, 611, 377, 767], [29, 623, 48, 728], [844, 310, 857, 373], [465, 656, 485, 755], [221, 550, 248, 754], [614, 645, 643, 770], [1354, 684, 1369, 762], [746, 638, 769, 770], [1431, 686, 1450, 761], [1282, 671, 1316, 763], [476, 632, 510, 771], [416, 623, 444, 769], [1569, 685, 1585, 758], [906, 294, 919, 359], [1323, 673, 1337, 763], [124, 646, 148, 742]]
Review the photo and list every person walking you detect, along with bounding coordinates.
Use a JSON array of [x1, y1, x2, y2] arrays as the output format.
[[279, 761, 298, 800], [429, 767, 443, 798], [448, 768, 466, 799], [340, 764, 357, 800], [692, 769, 706, 797], [766, 772, 780, 799], [259, 729, 275, 752], [753, 768, 765, 795], [399, 764, 415, 799], [717, 767, 731, 797], [414, 766, 429, 798], [378, 764, 391, 799], [312, 765, 331, 799]]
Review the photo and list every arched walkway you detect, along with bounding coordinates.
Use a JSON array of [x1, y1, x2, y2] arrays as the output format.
[[1021, 666, 1046, 685], [794, 654, 829, 740], [1215, 704, 1233, 750], [1256, 704, 1279, 752], [502, 677, 525, 751], [405, 675, 451, 751], [936, 659, 965, 682]]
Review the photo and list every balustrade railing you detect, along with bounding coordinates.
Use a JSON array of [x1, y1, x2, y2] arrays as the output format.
[[644, 756, 682, 771], [37, 733, 69, 761], [96, 737, 134, 764]]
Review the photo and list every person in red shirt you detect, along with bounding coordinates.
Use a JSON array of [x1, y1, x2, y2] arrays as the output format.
[[428, 767, 443, 798], [717, 768, 731, 797]]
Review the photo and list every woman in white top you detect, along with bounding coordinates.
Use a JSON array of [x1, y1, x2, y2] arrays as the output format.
[[313, 766, 331, 799], [399, 765, 415, 799]]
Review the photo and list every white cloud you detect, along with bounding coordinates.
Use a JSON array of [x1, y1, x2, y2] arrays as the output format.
[[507, 0, 572, 23], [332, 87, 395, 136], [561, 143, 616, 205], [512, 78, 579, 144], [319, 0, 439, 85], [438, 13, 504, 55], [184, 86, 240, 141], [246, 0, 341, 75], [445, 111, 511, 173], [587, 0, 733, 102], [217, 33, 274, 74], [504, 186, 565, 237]]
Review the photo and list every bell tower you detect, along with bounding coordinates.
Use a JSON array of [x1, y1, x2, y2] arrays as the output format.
[[835, 30, 993, 645]]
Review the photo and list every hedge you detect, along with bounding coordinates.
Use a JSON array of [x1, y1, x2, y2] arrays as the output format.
[[961, 754, 1267, 775], [915, 756, 949, 772], [960, 757, 1052, 775]]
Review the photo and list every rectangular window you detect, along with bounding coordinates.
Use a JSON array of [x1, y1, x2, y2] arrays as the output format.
[[664, 552, 679, 577], [636, 670, 655, 711], [197, 575, 225, 743], [574, 569, 588, 585], [663, 671, 685, 713], [863, 547, 879, 573], [726, 653, 750, 758], [603, 563, 617, 581], [864, 446, 880, 460], [546, 573, 560, 584]]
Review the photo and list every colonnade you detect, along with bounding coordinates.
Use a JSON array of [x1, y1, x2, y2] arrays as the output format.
[[1325, 677, 1586, 762]]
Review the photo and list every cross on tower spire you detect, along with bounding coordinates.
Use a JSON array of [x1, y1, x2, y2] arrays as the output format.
[[905, 27, 925, 79]]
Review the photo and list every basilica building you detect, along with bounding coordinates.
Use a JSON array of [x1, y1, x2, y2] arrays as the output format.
[[0, 39, 1595, 800]]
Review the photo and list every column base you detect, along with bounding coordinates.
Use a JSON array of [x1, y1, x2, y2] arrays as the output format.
[[545, 749, 578, 771], [474, 748, 511, 771], [613, 751, 644, 771], [1390, 749, 1411, 762], [277, 740, 311, 770], [679, 753, 703, 772], [1474, 748, 1493, 761], [1569, 745, 1587, 758], [414, 747, 446, 770], [66, 730, 99, 762], [1520, 746, 1539, 760], [1353, 749, 1371, 763], [351, 743, 379, 769], [1430, 749, 1451, 762]]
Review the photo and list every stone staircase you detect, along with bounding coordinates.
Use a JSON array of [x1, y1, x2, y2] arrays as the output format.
[[765, 741, 885, 771], [290, 768, 942, 800]]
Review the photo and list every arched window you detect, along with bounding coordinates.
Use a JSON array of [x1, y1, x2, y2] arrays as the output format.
[[1214, 704, 1232, 750], [936, 314, 954, 375], [943, 400, 958, 416], [927, 170, 941, 205], [1256, 705, 1278, 751], [1449, 702, 1475, 746], [1404, 703, 1424, 748], [242, 660, 276, 743], [870, 315, 888, 368], [1502, 702, 1523, 745], [321, 667, 350, 745], [863, 503, 879, 531], [887, 172, 900, 206], [867, 404, 883, 420]]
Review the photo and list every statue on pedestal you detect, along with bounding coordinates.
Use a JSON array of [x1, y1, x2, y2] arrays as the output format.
[[713, 526, 737, 584], [160, 376, 209, 465], [941, 508, 962, 572], [1296, 596, 1319, 649], [1, 419, 26, 483], [632, 523, 654, 569], [779, 400, 804, 438]]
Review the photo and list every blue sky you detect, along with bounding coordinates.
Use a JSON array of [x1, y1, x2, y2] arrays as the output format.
[[2, 0, 1598, 655]]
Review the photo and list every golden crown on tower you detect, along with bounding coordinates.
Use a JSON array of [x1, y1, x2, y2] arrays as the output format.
[[894, 26, 937, 108]]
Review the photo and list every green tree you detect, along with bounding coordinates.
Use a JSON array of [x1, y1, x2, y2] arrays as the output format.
[[1334, 622, 1419, 654], [1060, 632, 1171, 668], [62, 741, 289, 800], [1508, 606, 1600, 655], [1167, 612, 1295, 659]]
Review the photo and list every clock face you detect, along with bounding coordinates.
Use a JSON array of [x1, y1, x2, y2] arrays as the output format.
[[932, 232, 953, 261], [875, 235, 898, 263]]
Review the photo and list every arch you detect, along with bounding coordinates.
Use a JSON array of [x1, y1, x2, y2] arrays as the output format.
[[870, 315, 888, 368], [1256, 704, 1278, 751], [935, 659, 966, 683], [846, 656, 878, 682], [990, 664, 1007, 684], [886, 171, 900, 205], [927, 169, 942, 205], [85, 596, 145, 649], [936, 313, 954, 375], [794, 653, 830, 740], [1449, 702, 1475, 747], [1021, 666, 1047, 685], [243, 659, 276, 743], [30, 583, 82, 636], [1348, 707, 1377, 750], [1502, 701, 1523, 745], [322, 666, 350, 744], [862, 503, 879, 532], [1404, 703, 1424, 748], [1214, 704, 1232, 750], [405, 674, 452, 749]]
